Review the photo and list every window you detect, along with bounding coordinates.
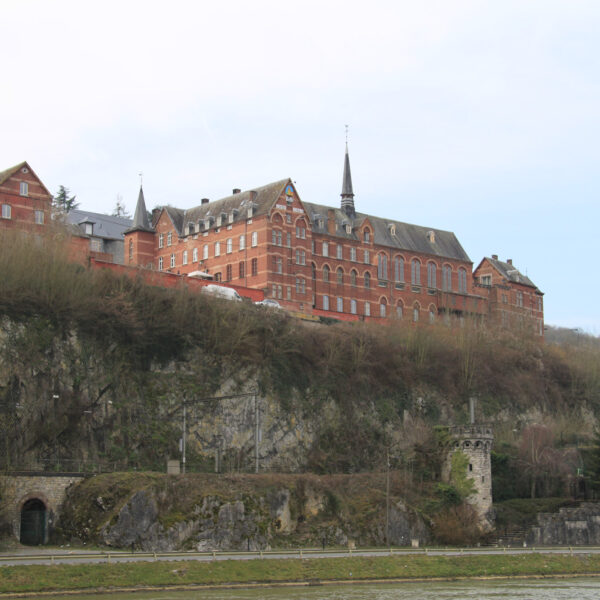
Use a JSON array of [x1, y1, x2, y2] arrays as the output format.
[[311, 240, 315, 254], [20, 181, 28, 196], [322, 241, 329, 257], [296, 224, 306, 239], [364, 250, 369, 264], [337, 297, 343, 312], [295, 277, 306, 295], [287, 286, 292, 300], [214, 272, 221, 282], [226, 238, 233, 253], [364, 271, 371, 289], [183, 250, 188, 265], [158, 257, 163, 270], [251, 231, 258, 247], [1, 204, 10, 219], [380, 299, 387, 318], [239, 261, 245, 278], [251, 258, 258, 276], [458, 267, 467, 293], [442, 265, 452, 291], [411, 259, 421, 285], [394, 257, 404, 283], [192, 247, 198, 262], [336, 244, 342, 259], [295, 249, 306, 265], [129, 239, 133, 261], [516, 291, 524, 307], [377, 254, 388, 281], [226, 264, 232, 281], [323, 265, 330, 282], [480, 274, 491, 286], [323, 295, 330, 311], [413, 304, 420, 322], [351, 299, 357, 314], [429, 307, 436, 323], [203, 244, 208, 260], [427, 262, 437, 289], [239, 234, 246, 250], [364, 229, 370, 243], [272, 230, 277, 245], [396, 302, 403, 319], [286, 214, 292, 224], [336, 267, 343, 285], [167, 232, 172, 246], [286, 232, 291, 247], [502, 293, 508, 304], [214, 241, 221, 256], [537, 296, 543, 311], [188, 222, 195, 235], [170, 253, 175, 268], [158, 233, 164, 248], [350, 270, 357, 286], [34, 210, 44, 224], [84, 223, 93, 236], [274, 256, 283, 274], [365, 302, 370, 316], [311, 263, 317, 280], [350, 247, 356, 262], [90, 239, 102, 252], [277, 284, 283, 299]]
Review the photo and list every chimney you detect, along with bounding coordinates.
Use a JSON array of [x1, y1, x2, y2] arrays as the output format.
[[507, 258, 513, 265], [327, 209, 336, 235], [201, 198, 209, 205], [232, 188, 241, 195], [151, 208, 161, 224], [492, 254, 498, 260]]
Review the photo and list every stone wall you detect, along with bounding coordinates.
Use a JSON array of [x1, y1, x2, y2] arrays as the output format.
[[528, 503, 600, 546]]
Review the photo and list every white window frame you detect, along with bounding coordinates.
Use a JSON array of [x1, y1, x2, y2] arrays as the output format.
[[20, 181, 28, 196], [323, 295, 329, 311], [167, 232, 172, 246], [251, 231, 258, 247], [214, 241, 221, 257], [193, 247, 198, 262], [158, 233, 164, 248], [1, 204, 11, 219], [365, 302, 370, 317], [182, 250, 188, 265], [226, 238, 233, 254], [336, 244, 342, 259], [239, 234, 246, 250], [170, 253, 175, 268], [158, 256, 163, 270], [203, 244, 208, 260], [34, 210, 44, 225], [337, 297, 343, 312]]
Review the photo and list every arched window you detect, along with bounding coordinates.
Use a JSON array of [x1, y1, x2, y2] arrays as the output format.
[[458, 267, 467, 293], [429, 305, 436, 323], [364, 271, 371, 289], [394, 256, 404, 283], [364, 228, 371, 243], [427, 262, 437, 288], [350, 269, 357, 286], [350, 299, 357, 314], [413, 303, 420, 322], [379, 297, 387, 318], [411, 259, 421, 285], [396, 301, 403, 319], [442, 265, 452, 291], [377, 254, 388, 281], [323, 265, 330, 282], [337, 267, 344, 285]]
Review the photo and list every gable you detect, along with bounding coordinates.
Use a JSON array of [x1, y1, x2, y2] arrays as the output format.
[[0, 161, 52, 199]]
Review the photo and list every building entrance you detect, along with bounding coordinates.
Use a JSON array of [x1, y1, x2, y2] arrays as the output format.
[[20, 498, 47, 545]]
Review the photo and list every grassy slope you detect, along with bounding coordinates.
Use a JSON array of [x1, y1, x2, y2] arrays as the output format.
[[1, 554, 600, 594]]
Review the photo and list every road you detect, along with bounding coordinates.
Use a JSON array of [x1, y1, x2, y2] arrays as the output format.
[[1, 546, 599, 566]]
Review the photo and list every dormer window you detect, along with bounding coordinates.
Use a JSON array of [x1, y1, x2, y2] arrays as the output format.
[[188, 222, 195, 235], [427, 230, 435, 243], [364, 229, 370, 243], [388, 224, 396, 236], [216, 215, 222, 227], [248, 206, 253, 218], [84, 223, 93, 235], [346, 224, 352, 234], [228, 212, 234, 224]]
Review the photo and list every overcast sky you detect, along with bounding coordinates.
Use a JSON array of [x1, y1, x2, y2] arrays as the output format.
[[2, 1, 599, 332]]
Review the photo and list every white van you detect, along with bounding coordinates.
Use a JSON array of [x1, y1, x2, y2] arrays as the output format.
[[201, 284, 242, 302]]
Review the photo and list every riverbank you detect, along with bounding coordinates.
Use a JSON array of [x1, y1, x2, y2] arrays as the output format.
[[1, 553, 600, 596]]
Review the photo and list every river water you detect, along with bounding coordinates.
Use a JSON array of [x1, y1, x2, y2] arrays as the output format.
[[43, 578, 600, 599]]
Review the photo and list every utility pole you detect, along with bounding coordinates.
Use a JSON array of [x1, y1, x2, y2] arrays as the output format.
[[182, 401, 186, 474], [254, 393, 259, 474], [386, 447, 390, 547]]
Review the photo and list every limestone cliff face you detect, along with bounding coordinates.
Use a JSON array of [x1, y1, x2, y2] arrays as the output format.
[[56, 473, 429, 551]]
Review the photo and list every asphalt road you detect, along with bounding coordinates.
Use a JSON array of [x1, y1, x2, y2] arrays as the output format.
[[2, 546, 600, 566]]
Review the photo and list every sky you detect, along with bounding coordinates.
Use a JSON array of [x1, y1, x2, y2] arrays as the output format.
[[2, 1, 599, 332]]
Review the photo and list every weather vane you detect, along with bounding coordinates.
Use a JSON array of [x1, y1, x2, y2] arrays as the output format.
[[345, 124, 349, 144], [139, 172, 143, 187]]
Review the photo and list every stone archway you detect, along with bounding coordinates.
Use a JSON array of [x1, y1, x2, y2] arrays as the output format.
[[20, 498, 47, 545]]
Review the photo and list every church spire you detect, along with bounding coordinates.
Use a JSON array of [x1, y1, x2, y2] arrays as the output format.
[[131, 185, 151, 231], [341, 131, 355, 217]]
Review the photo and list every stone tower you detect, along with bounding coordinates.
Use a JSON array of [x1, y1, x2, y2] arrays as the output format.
[[444, 424, 494, 527]]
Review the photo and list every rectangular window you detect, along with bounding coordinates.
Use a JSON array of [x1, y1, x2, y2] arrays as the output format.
[[170, 253, 175, 268], [193, 247, 198, 262], [251, 257, 258, 276], [337, 297, 343, 312], [158, 257, 163, 270], [295, 249, 305, 265], [1, 204, 11, 219], [350, 247, 356, 262], [90, 239, 102, 252], [322, 242, 329, 257], [167, 232, 172, 246], [251, 231, 258, 247], [214, 241, 220, 256], [158, 233, 164, 248], [295, 277, 305, 295], [226, 264, 232, 281], [20, 181, 28, 196], [226, 238, 233, 253], [34, 210, 44, 224], [395, 257, 404, 283], [364, 250, 369, 264], [182, 250, 188, 265], [286, 232, 291, 247], [364, 302, 370, 317], [336, 244, 342, 259], [239, 234, 246, 250], [239, 261, 245, 278], [323, 295, 329, 311], [277, 285, 283, 299], [287, 286, 292, 300], [350, 299, 357, 314]]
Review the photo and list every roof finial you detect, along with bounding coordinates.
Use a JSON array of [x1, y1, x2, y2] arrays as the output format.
[[139, 171, 143, 188], [345, 124, 349, 145]]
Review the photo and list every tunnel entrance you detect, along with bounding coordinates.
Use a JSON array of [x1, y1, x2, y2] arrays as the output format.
[[20, 498, 47, 545]]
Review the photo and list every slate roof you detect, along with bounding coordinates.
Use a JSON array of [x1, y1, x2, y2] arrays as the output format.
[[0, 162, 26, 186], [67, 209, 132, 240], [127, 186, 152, 232], [303, 202, 471, 263], [484, 256, 539, 290], [161, 179, 290, 235]]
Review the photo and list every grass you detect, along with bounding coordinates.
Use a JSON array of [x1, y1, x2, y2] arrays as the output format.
[[1, 554, 600, 594]]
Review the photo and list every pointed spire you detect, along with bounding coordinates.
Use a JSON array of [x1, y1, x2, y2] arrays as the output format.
[[341, 139, 355, 217], [131, 186, 151, 231]]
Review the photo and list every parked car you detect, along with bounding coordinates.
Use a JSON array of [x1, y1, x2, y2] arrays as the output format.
[[201, 284, 242, 301], [255, 298, 282, 309]]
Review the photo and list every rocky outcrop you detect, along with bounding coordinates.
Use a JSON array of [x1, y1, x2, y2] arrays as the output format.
[[528, 503, 600, 546]]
